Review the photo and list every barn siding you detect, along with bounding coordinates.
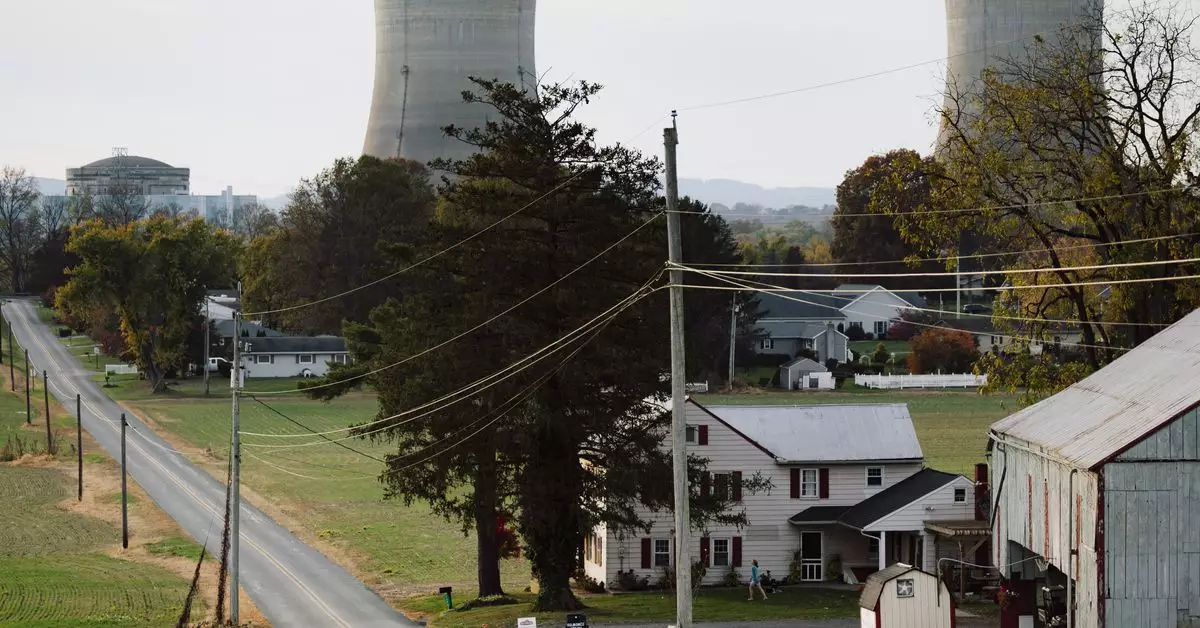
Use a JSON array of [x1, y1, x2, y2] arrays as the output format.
[[1116, 407, 1200, 462], [991, 439, 1100, 628], [601, 403, 922, 587]]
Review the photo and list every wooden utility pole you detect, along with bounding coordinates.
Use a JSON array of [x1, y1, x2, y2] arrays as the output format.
[[663, 113, 693, 628], [76, 394, 83, 501], [43, 371, 52, 454], [24, 350, 30, 424], [120, 413, 129, 549], [727, 297, 737, 392], [229, 310, 242, 624], [8, 325, 13, 391], [203, 295, 211, 396]]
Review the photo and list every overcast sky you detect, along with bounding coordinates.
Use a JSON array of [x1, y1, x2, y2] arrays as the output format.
[[0, 1, 1086, 196]]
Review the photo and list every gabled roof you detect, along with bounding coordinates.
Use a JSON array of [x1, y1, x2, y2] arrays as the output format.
[[833, 284, 927, 309], [756, 291, 846, 320], [781, 357, 827, 372], [837, 468, 960, 529], [788, 505, 849, 525], [695, 402, 923, 463], [990, 307, 1200, 469], [758, 320, 832, 340], [859, 563, 924, 610], [214, 319, 284, 339], [243, 336, 348, 354]]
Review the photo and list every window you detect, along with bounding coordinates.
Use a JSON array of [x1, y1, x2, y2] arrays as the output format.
[[298, 354, 314, 364], [867, 537, 879, 560], [332, 354, 350, 364], [255, 354, 272, 364], [685, 425, 697, 444], [874, 321, 888, 336], [595, 535, 603, 566], [713, 473, 732, 501], [653, 539, 672, 567], [759, 339, 775, 350], [712, 538, 730, 567], [866, 467, 883, 487], [849, 322, 864, 331], [954, 488, 967, 502], [800, 469, 818, 498], [896, 578, 915, 598], [800, 338, 814, 349]]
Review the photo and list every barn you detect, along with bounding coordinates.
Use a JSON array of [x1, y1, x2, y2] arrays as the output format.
[[859, 563, 954, 628], [988, 308, 1200, 628]]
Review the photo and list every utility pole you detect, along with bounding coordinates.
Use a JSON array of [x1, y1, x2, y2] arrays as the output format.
[[24, 350, 30, 424], [120, 413, 129, 549], [76, 394, 83, 501], [203, 296, 211, 397], [726, 297, 737, 392], [663, 113, 693, 628], [43, 371, 52, 454], [229, 309, 242, 625], [8, 325, 13, 391], [955, 248, 962, 319]]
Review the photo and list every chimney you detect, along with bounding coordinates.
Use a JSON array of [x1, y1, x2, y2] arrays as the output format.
[[825, 322, 836, 365], [974, 462, 989, 521]]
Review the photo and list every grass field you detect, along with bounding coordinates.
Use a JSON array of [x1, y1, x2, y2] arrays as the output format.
[[402, 587, 860, 627]]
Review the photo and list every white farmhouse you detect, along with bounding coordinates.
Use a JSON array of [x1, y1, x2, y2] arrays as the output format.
[[237, 336, 350, 379], [583, 400, 978, 589]]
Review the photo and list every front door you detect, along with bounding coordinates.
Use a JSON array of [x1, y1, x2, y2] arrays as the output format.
[[800, 531, 823, 581]]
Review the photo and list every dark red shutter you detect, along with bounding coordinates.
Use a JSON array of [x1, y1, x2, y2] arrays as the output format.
[[698, 425, 708, 445], [732, 471, 743, 501], [641, 538, 651, 569], [732, 536, 743, 567], [700, 537, 710, 566], [819, 468, 830, 499], [790, 468, 800, 498], [700, 472, 711, 498]]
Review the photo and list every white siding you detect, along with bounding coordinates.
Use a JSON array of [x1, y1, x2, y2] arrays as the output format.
[[240, 354, 346, 379], [840, 289, 913, 333], [868, 477, 975, 532], [583, 521, 607, 585], [602, 403, 922, 587], [876, 570, 953, 628], [991, 439, 1100, 628], [860, 608, 877, 627]]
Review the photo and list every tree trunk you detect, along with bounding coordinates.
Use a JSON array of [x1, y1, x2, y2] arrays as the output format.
[[473, 449, 505, 598], [521, 410, 586, 612]]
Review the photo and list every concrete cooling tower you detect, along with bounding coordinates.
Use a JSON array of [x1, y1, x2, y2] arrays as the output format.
[[938, 0, 1101, 150], [363, 0, 536, 166]]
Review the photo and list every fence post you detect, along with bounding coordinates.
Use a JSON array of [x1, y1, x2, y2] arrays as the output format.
[[76, 394, 83, 501], [43, 371, 53, 455]]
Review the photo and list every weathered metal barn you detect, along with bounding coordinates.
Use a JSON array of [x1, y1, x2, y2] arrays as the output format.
[[988, 308, 1200, 628]]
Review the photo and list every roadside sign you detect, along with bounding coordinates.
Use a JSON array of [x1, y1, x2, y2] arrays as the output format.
[[517, 618, 536, 628], [93, 347, 101, 355]]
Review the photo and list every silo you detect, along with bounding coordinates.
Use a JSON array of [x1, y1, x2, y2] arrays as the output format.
[[938, 0, 1101, 150], [363, 0, 536, 166]]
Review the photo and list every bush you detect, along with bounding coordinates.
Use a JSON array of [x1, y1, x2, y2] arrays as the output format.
[[846, 326, 866, 341], [863, 332, 875, 341], [616, 569, 650, 591], [872, 342, 890, 365], [572, 570, 606, 594], [908, 328, 980, 374], [747, 352, 792, 368], [721, 565, 742, 587]]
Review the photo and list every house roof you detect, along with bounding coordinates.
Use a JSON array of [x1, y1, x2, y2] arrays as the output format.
[[756, 291, 846, 320], [838, 468, 961, 529], [859, 564, 923, 610], [243, 336, 348, 354], [697, 403, 923, 463], [788, 505, 850, 525], [781, 357, 827, 372], [214, 320, 284, 339], [832, 284, 928, 309], [990, 307, 1200, 469], [759, 321, 833, 340]]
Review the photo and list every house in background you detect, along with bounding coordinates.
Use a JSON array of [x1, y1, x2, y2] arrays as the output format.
[[987, 308, 1200, 628], [583, 400, 977, 589], [935, 318, 1083, 355], [830, 285, 927, 338], [205, 289, 241, 321], [778, 357, 833, 390], [237, 336, 351, 379]]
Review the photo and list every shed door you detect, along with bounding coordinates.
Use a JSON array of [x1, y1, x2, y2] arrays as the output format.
[[800, 531, 823, 581]]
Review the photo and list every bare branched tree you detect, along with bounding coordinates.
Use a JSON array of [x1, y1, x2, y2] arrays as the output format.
[[0, 167, 43, 292], [95, 182, 150, 225], [230, 202, 279, 240]]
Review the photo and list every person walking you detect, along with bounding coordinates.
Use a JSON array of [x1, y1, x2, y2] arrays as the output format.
[[748, 559, 767, 601]]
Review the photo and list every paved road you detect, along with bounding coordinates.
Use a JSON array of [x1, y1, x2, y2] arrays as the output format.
[[5, 300, 415, 627]]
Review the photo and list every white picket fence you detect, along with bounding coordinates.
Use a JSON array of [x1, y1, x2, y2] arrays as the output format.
[[105, 364, 139, 376], [853, 373, 987, 390]]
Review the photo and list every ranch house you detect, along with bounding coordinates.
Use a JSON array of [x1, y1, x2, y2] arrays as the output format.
[[237, 336, 351, 379]]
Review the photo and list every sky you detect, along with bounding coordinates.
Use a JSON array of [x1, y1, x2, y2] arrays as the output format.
[[0, 1, 998, 197]]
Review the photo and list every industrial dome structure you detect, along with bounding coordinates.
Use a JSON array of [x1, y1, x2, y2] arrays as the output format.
[[66, 150, 190, 196], [80, 155, 175, 169], [362, 0, 537, 167]]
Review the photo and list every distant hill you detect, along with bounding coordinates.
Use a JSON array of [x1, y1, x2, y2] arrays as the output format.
[[34, 178, 66, 195], [678, 178, 836, 210]]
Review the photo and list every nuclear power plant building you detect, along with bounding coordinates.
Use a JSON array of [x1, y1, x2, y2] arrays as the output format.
[[939, 0, 1101, 148], [362, 0, 536, 166]]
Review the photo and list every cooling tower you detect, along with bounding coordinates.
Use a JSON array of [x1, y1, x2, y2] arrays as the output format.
[[363, 0, 536, 166], [938, 0, 1101, 150]]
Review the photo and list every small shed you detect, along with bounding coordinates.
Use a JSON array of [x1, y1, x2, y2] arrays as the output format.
[[779, 357, 830, 390], [859, 563, 954, 628]]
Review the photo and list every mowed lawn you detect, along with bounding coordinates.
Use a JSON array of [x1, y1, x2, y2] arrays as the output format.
[[124, 383, 532, 596], [0, 467, 195, 627], [697, 388, 1016, 474]]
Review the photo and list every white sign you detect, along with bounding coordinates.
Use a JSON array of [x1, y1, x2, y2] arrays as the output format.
[[93, 347, 101, 355], [517, 618, 537, 628]]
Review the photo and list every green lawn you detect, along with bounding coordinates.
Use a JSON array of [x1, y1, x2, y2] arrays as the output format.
[[849, 339, 910, 358], [696, 390, 1015, 475], [0, 467, 197, 626], [402, 587, 860, 627]]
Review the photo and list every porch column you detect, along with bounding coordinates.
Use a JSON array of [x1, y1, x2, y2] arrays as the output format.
[[878, 531, 887, 571]]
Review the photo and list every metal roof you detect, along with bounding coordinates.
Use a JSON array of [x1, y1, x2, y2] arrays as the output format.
[[81, 155, 174, 169], [703, 404, 923, 463], [990, 307, 1200, 469]]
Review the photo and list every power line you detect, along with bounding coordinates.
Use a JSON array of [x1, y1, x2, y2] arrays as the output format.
[[669, 187, 1185, 219], [251, 212, 664, 396], [245, 395, 385, 463], [689, 232, 1200, 268], [671, 255, 1200, 280]]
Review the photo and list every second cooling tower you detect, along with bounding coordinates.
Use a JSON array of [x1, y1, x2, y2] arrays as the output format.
[[363, 0, 536, 166], [939, 0, 1100, 149]]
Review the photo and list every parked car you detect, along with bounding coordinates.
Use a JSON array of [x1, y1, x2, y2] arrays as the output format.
[[961, 303, 991, 314]]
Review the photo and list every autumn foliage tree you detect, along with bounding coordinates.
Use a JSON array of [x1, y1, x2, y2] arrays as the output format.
[[56, 216, 240, 392], [907, 328, 980, 374]]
